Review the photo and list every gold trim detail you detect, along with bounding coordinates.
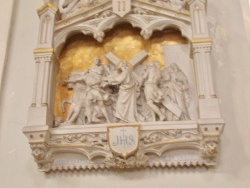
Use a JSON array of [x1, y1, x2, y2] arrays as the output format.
[[199, 95, 217, 99], [201, 133, 220, 137], [199, 95, 205, 99], [211, 95, 217, 98], [33, 48, 54, 54], [37, 2, 58, 14], [191, 38, 213, 43]]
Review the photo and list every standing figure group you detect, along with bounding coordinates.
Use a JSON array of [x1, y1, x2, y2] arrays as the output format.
[[60, 0, 100, 18], [62, 57, 191, 125]]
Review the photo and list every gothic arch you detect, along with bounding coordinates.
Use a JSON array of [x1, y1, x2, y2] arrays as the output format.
[[54, 13, 192, 56]]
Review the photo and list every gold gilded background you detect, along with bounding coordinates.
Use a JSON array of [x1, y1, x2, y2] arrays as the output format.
[[55, 24, 188, 120]]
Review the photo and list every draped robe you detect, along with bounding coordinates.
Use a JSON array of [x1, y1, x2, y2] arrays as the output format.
[[108, 69, 139, 123]]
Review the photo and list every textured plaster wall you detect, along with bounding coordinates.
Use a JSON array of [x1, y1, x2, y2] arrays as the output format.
[[0, 0, 249, 187], [0, 0, 14, 92]]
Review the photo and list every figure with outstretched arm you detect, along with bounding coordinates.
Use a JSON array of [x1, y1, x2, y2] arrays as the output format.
[[62, 72, 87, 124], [104, 61, 140, 123], [82, 57, 111, 124]]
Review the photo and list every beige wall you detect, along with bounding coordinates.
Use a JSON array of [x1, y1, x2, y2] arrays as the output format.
[[0, 0, 250, 187], [0, 0, 14, 91]]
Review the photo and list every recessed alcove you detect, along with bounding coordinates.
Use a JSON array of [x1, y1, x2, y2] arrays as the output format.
[[55, 23, 195, 123]]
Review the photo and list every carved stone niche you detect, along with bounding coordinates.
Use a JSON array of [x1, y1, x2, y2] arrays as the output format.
[[23, 0, 224, 172]]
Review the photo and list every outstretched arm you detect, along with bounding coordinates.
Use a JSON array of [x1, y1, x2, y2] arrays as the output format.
[[106, 71, 127, 85], [62, 73, 87, 85]]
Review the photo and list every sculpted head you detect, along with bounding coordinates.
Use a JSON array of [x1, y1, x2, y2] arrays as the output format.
[[148, 61, 160, 68], [93, 57, 101, 66], [117, 61, 129, 73], [170, 63, 180, 71]]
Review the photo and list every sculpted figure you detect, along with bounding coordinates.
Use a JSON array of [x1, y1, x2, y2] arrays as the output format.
[[82, 57, 111, 123], [148, 0, 168, 5], [60, 0, 98, 18], [161, 63, 190, 120], [62, 72, 87, 124], [142, 62, 165, 121], [104, 61, 139, 123], [147, 0, 187, 11], [169, 0, 187, 11]]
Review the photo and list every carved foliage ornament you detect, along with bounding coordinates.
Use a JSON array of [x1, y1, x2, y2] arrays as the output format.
[[23, 0, 224, 172]]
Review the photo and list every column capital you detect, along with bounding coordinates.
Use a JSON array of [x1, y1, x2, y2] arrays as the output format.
[[192, 44, 212, 54], [34, 52, 55, 64], [37, 2, 58, 15], [34, 48, 54, 54]]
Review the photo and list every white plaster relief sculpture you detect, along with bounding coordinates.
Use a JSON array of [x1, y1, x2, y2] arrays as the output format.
[[104, 61, 140, 123], [59, 0, 101, 18], [23, 0, 225, 172], [64, 58, 112, 124], [143, 0, 188, 12], [81, 58, 111, 124], [112, 0, 132, 17], [160, 63, 190, 121], [59, 55, 191, 125], [62, 72, 87, 124], [54, 0, 192, 50], [169, 0, 187, 11], [141, 62, 165, 121]]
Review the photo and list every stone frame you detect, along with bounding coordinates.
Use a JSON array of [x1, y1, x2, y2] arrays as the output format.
[[23, 0, 224, 172]]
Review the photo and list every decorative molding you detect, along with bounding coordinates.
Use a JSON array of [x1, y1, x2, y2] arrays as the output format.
[[24, 121, 223, 171], [191, 38, 212, 43], [54, 12, 192, 56], [34, 53, 54, 63], [33, 48, 54, 54], [37, 2, 58, 14]]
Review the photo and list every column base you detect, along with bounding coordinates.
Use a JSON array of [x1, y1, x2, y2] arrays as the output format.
[[198, 98, 222, 119], [28, 105, 53, 126]]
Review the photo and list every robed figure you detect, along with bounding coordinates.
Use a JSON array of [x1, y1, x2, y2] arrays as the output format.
[[105, 61, 139, 123], [160, 63, 190, 120]]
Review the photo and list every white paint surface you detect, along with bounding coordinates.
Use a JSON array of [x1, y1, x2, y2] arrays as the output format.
[[0, 0, 14, 93], [0, 0, 250, 187]]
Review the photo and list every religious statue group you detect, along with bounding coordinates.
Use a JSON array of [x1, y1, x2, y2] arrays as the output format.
[[61, 56, 191, 125], [59, 0, 188, 19]]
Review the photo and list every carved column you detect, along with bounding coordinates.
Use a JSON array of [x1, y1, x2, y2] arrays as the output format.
[[23, 2, 59, 170], [189, 0, 209, 39], [188, 0, 224, 157], [189, 0, 221, 119], [192, 40, 215, 98], [27, 3, 58, 127]]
